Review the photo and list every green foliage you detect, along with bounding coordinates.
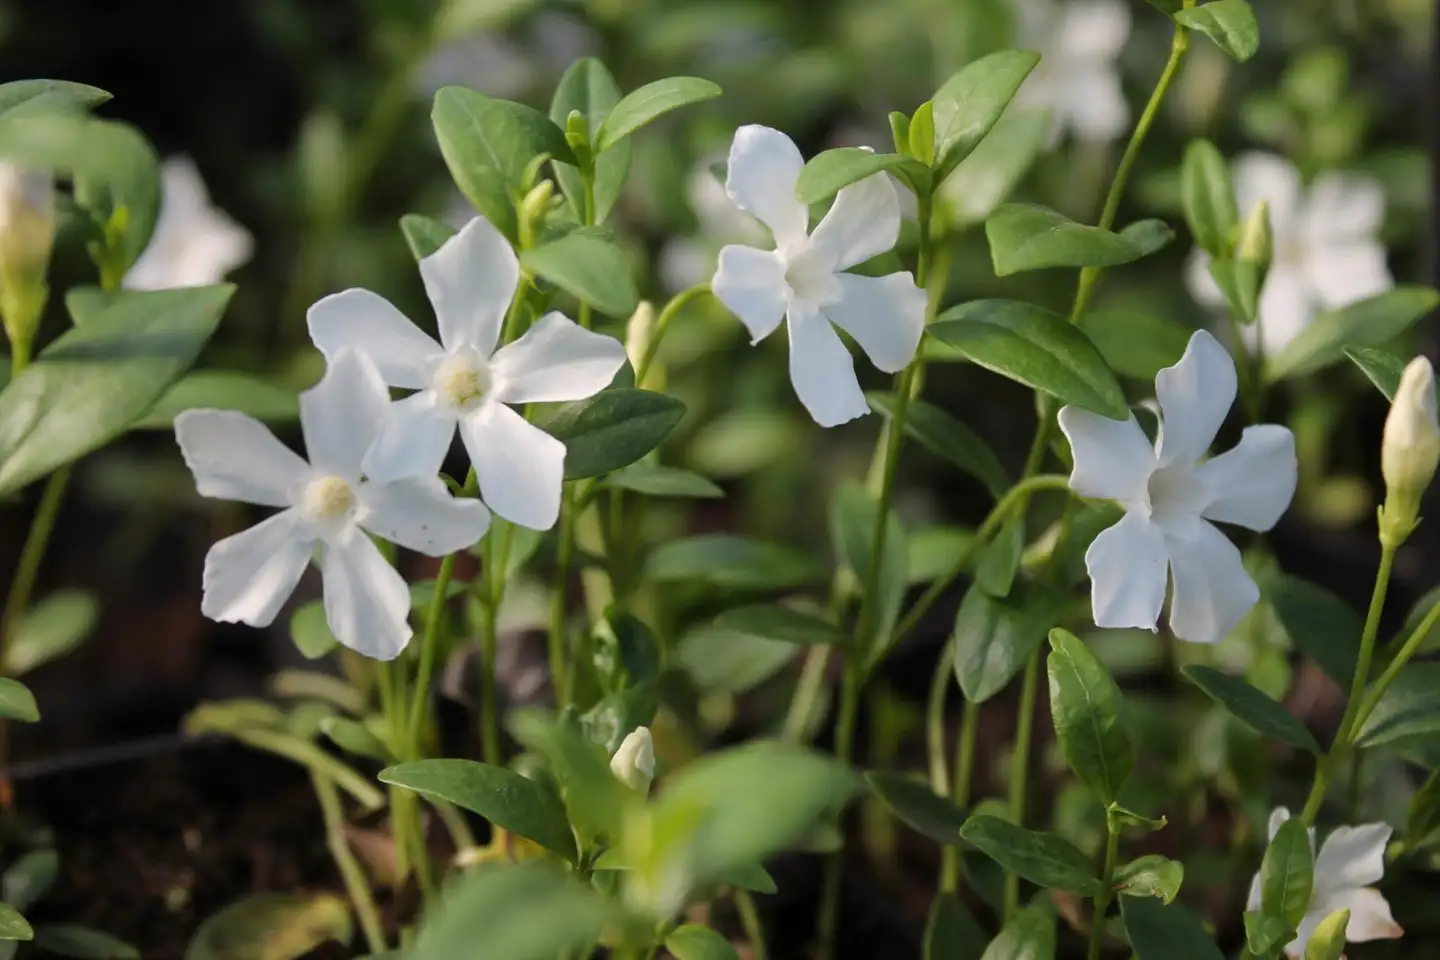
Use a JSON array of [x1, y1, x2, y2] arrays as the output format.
[[958, 815, 1103, 895], [931, 50, 1041, 181], [1179, 139, 1237, 257], [923, 892, 988, 960], [184, 893, 349, 960], [521, 231, 639, 316], [1175, 0, 1261, 62], [594, 77, 722, 153], [647, 535, 822, 590], [1260, 817, 1314, 933], [1266, 287, 1440, 380], [1113, 855, 1184, 903], [952, 582, 1063, 704], [550, 59, 629, 223], [1121, 897, 1224, 960], [1343, 345, 1405, 401], [0, 679, 38, 723], [868, 393, 1008, 497], [795, 149, 926, 204], [978, 903, 1055, 960], [829, 481, 908, 663], [1046, 629, 1133, 805], [984, 204, 1169, 277], [6, 590, 97, 676], [664, 924, 739, 960], [1182, 665, 1321, 754], [536, 388, 685, 479], [864, 772, 967, 847]]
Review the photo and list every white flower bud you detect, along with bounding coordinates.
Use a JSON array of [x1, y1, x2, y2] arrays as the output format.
[[1380, 356, 1440, 545], [1235, 198, 1272, 268], [609, 726, 654, 792], [625, 300, 656, 372], [0, 162, 55, 278]]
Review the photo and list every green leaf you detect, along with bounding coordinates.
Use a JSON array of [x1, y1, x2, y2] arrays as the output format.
[[320, 716, 391, 763], [0, 286, 232, 497], [0, 904, 29, 941], [794, 149, 926, 205], [1081, 310, 1191, 381], [716, 861, 777, 895], [33, 926, 138, 959], [1145, 0, 1184, 14], [133, 371, 299, 429], [400, 213, 457, 261], [865, 772, 966, 847], [536, 388, 684, 479], [288, 602, 338, 661], [1180, 139, 1238, 257], [1304, 909, 1351, 960], [829, 481, 907, 663], [1121, 897, 1224, 960], [973, 513, 1023, 597], [1260, 817, 1314, 931], [1114, 855, 1183, 904], [1182, 665, 1321, 753], [0, 80, 110, 117], [63, 287, 121, 326], [937, 107, 1049, 231], [185, 892, 351, 960], [664, 924, 739, 960], [952, 582, 1063, 704], [647, 535, 822, 590], [1046, 628, 1133, 805], [958, 815, 1102, 894], [1267, 287, 1440, 380], [867, 393, 1007, 497], [5, 590, 98, 676], [1244, 911, 1293, 955], [908, 526, 978, 584], [0, 679, 38, 723], [580, 682, 656, 755], [522, 231, 638, 316], [1343, 346, 1405, 401], [1117, 219, 1175, 258], [601, 463, 722, 499], [712, 604, 847, 647], [551, 58, 630, 223], [591, 608, 660, 690], [929, 300, 1128, 419], [1355, 663, 1440, 748], [1405, 768, 1440, 850], [979, 903, 1056, 960], [409, 862, 612, 960], [1175, 0, 1261, 62], [1263, 573, 1359, 687], [381, 758, 577, 861], [676, 622, 801, 695], [923, 892, 989, 960], [908, 101, 934, 165], [509, 710, 627, 848], [984, 204, 1156, 277], [1207, 259, 1262, 324], [595, 77, 722, 153], [931, 50, 1041, 181], [3, 851, 56, 913]]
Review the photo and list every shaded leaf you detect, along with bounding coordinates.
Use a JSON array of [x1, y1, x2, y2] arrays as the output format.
[[665, 924, 739, 960], [1260, 817, 1313, 931], [866, 772, 966, 847], [1114, 855, 1183, 904], [0, 679, 38, 723], [1121, 897, 1223, 960], [1183, 665, 1321, 754], [958, 815, 1102, 895], [712, 604, 847, 647], [1180, 139, 1238, 257], [601, 463, 722, 499], [1266, 287, 1440, 380], [984, 204, 1154, 276], [1047, 629, 1133, 805], [647, 535, 822, 590], [550, 58, 629, 223], [795, 149, 926, 204], [924, 892, 988, 960], [1176, 0, 1261, 62], [400, 214, 456, 262], [1343, 346, 1405, 401], [34, 927, 139, 959], [5, 590, 97, 676], [952, 582, 1065, 705], [537, 388, 685, 479], [134, 372, 299, 430], [867, 393, 1007, 497], [979, 903, 1055, 960]]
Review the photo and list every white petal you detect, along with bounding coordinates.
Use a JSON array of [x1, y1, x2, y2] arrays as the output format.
[[1059, 0, 1131, 60], [361, 391, 457, 484], [175, 410, 308, 507], [490, 312, 627, 404], [460, 402, 565, 530], [1083, 510, 1169, 631], [785, 304, 867, 428], [1314, 823, 1391, 892], [1315, 886, 1403, 944], [124, 157, 252, 291], [1304, 173, 1386, 241], [1185, 248, 1227, 310], [713, 244, 789, 343], [1055, 65, 1129, 143], [823, 273, 926, 373], [307, 289, 443, 390], [1268, 805, 1293, 841], [1253, 264, 1315, 357], [1059, 407, 1156, 504], [320, 529, 413, 661], [360, 475, 491, 557], [1155, 330, 1236, 466], [1234, 152, 1303, 236], [201, 510, 311, 626], [420, 214, 519, 355], [1165, 519, 1258, 644], [1195, 425, 1297, 531], [300, 349, 391, 480], [725, 125, 809, 249], [1304, 240, 1392, 311], [807, 173, 900, 270]]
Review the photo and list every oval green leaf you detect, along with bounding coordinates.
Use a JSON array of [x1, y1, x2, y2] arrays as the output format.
[[185, 892, 349, 960], [958, 815, 1102, 895], [600, 463, 723, 499], [1047, 628, 1134, 805], [1175, 0, 1261, 62], [1355, 663, 1440, 748], [1260, 817, 1314, 930], [794, 149, 925, 205], [0, 903, 31, 942], [5, 590, 98, 676], [984, 204, 1154, 277], [595, 77, 722, 153], [134, 371, 299, 430], [712, 604, 847, 647], [521, 230, 638, 317], [865, 772, 966, 847], [867, 392, 1008, 496], [33, 926, 138, 959], [978, 903, 1056, 960], [1121, 897, 1224, 960], [923, 892, 988, 960], [3, 851, 56, 912], [1267, 286, 1440, 380], [646, 534, 822, 590], [1180, 139, 1238, 257], [1343, 345, 1405, 401], [400, 213, 457, 262], [953, 583, 1063, 705], [665, 924, 739, 960], [0, 679, 38, 723], [1182, 665, 1321, 754], [1114, 854, 1184, 904], [551, 58, 630, 223], [0, 79, 110, 117], [931, 50, 1041, 180], [536, 388, 684, 479]]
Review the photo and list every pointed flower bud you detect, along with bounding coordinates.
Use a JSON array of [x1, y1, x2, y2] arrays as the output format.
[[1235, 198, 1272, 268], [0, 162, 54, 277], [610, 726, 654, 792], [1380, 356, 1440, 545], [625, 300, 656, 373]]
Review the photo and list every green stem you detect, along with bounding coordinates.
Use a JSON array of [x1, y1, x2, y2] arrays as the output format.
[[1224, 310, 1262, 422], [926, 641, 958, 892], [816, 665, 861, 960], [0, 465, 70, 674], [1087, 809, 1121, 960], [549, 486, 578, 708], [1003, 651, 1041, 920], [634, 284, 711, 389], [312, 771, 387, 953], [1353, 590, 1440, 734], [946, 696, 981, 895], [479, 582, 501, 765], [734, 888, 768, 960]]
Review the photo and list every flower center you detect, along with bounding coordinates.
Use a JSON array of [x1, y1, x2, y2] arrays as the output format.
[[431, 348, 492, 411], [782, 244, 843, 306], [299, 475, 356, 525], [1144, 464, 1201, 527]]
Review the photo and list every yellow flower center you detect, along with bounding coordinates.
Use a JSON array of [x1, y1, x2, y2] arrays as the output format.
[[300, 475, 356, 522], [432, 350, 492, 410]]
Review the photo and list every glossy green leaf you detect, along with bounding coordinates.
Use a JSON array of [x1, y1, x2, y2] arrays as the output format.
[[1244, 911, 1293, 956], [1266, 287, 1440, 380], [1304, 908, 1351, 960], [288, 601, 338, 661], [0, 286, 232, 497], [830, 481, 907, 664], [1263, 573, 1359, 687], [675, 622, 801, 695], [931, 50, 1041, 180], [320, 716, 391, 763], [908, 101, 934, 165], [537, 388, 685, 479], [5, 590, 97, 676], [1182, 665, 1321, 753], [185, 892, 350, 960], [33, 926, 138, 959], [647, 535, 822, 590], [952, 582, 1063, 704], [509, 711, 627, 848], [594, 77, 722, 152], [0, 679, 38, 724], [1207, 259, 1262, 323], [923, 892, 988, 960], [521, 231, 638, 316], [1343, 346, 1405, 401], [867, 393, 1007, 497], [1047, 629, 1133, 804], [1261, 817, 1314, 930], [1180, 139, 1238, 257], [2, 851, 56, 913], [712, 604, 847, 647], [958, 815, 1102, 895], [929, 300, 1127, 419], [1176, 0, 1261, 62], [400, 213, 456, 261], [1355, 663, 1440, 748], [865, 772, 966, 847], [984, 204, 1155, 277], [0, 79, 110, 117], [665, 924, 739, 960], [973, 513, 1023, 597], [0, 904, 30, 941], [937, 107, 1049, 231], [550, 58, 630, 223], [979, 903, 1055, 960], [795, 149, 926, 204], [1121, 897, 1223, 960], [133, 372, 299, 429], [1082, 310, 1191, 381], [601, 463, 723, 499], [1114, 855, 1183, 904]]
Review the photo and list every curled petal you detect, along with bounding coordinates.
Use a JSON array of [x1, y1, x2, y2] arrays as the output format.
[[1304, 240, 1392, 312], [1058, 407, 1155, 504], [713, 244, 789, 344], [1196, 425, 1297, 531], [785, 304, 867, 428], [1083, 510, 1168, 631], [201, 511, 310, 627], [300, 349, 392, 480], [360, 475, 491, 557], [808, 173, 900, 271], [362, 391, 457, 485], [490, 312, 627, 404], [1165, 519, 1258, 644], [307, 289, 442, 389], [1155, 329, 1236, 466], [823, 273, 926, 373], [460, 402, 565, 531], [1314, 823, 1391, 893], [175, 410, 308, 508], [320, 529, 413, 661], [421, 214, 519, 355], [725, 125, 808, 249]]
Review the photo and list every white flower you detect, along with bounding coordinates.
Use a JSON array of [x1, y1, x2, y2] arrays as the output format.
[[125, 157, 252, 290], [658, 155, 770, 293], [0, 161, 55, 274], [175, 349, 490, 660], [1248, 807, 1403, 958], [710, 125, 926, 428], [609, 726, 655, 792], [1186, 152, 1392, 356], [1058, 330, 1297, 644], [307, 215, 626, 531], [1015, 0, 1131, 144], [1382, 356, 1440, 500]]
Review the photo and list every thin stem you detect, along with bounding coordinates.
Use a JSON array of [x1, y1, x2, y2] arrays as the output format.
[[549, 486, 578, 708], [1004, 651, 1041, 921], [946, 697, 981, 895], [927, 641, 958, 892], [1354, 590, 1440, 734], [733, 888, 768, 960], [634, 283, 711, 388], [816, 665, 861, 960], [479, 585, 501, 765], [1087, 810, 1121, 960], [0, 465, 70, 673], [852, 364, 916, 653], [312, 771, 387, 953]]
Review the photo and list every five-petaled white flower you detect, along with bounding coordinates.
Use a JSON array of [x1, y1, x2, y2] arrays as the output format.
[[307, 215, 626, 531], [1248, 807, 1403, 958], [1015, 0, 1132, 144], [1058, 330, 1297, 644], [126, 157, 252, 290], [1186, 152, 1392, 357], [711, 125, 926, 428], [175, 349, 490, 660]]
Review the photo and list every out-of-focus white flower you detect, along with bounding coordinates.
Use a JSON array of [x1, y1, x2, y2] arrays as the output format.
[[609, 726, 655, 792], [1015, 0, 1131, 144], [125, 157, 252, 291], [1186, 152, 1392, 357], [1059, 330, 1297, 644], [658, 155, 771, 293], [0, 162, 55, 276], [417, 10, 598, 101], [175, 350, 490, 660], [1248, 807, 1403, 958], [308, 215, 625, 531], [710, 125, 926, 428]]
